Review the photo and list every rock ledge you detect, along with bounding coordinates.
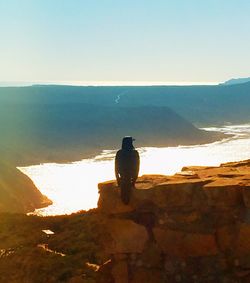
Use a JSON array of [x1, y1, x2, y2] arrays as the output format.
[[97, 160, 250, 282]]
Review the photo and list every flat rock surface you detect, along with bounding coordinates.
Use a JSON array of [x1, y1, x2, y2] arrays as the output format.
[[98, 159, 250, 212]]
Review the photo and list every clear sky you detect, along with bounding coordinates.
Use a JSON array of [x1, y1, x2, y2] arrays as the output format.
[[0, 0, 250, 85]]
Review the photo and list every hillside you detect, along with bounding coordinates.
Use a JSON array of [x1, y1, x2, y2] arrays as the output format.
[[110, 83, 250, 125], [1, 160, 250, 282], [0, 160, 51, 213], [0, 94, 222, 165], [222, 77, 250, 85], [1, 83, 250, 126]]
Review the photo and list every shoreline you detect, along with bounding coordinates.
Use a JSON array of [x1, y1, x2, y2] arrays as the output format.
[[15, 130, 227, 167]]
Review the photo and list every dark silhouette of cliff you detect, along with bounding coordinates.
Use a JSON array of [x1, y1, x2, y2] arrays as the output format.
[[0, 160, 51, 213]]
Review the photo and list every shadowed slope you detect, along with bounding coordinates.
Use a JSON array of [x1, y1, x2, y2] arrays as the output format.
[[0, 102, 222, 165], [0, 160, 51, 213]]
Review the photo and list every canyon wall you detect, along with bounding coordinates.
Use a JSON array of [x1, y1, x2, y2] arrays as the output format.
[[0, 161, 51, 213], [97, 160, 250, 283]]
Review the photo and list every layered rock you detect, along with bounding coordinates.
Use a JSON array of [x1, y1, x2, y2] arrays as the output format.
[[97, 159, 250, 283]]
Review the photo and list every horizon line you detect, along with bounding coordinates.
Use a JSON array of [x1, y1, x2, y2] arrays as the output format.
[[0, 80, 221, 87]]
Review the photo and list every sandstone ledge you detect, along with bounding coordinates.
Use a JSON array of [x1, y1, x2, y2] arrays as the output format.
[[96, 160, 250, 283]]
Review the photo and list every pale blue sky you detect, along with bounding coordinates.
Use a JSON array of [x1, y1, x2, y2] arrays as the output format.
[[0, 0, 250, 84]]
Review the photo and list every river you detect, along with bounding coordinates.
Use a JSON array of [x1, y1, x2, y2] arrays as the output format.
[[18, 124, 250, 216]]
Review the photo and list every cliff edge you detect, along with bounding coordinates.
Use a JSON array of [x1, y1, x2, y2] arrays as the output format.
[[97, 159, 250, 283], [2, 160, 250, 282], [0, 160, 52, 213]]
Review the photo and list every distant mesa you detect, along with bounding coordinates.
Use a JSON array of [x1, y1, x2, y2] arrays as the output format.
[[222, 77, 250, 85]]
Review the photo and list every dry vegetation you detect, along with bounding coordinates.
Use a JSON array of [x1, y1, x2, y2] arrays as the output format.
[[0, 210, 107, 283]]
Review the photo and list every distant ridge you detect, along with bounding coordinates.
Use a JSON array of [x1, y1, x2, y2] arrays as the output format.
[[222, 77, 250, 85]]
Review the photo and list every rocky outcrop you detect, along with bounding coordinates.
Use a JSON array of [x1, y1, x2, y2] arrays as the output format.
[[0, 160, 52, 213], [97, 160, 250, 282]]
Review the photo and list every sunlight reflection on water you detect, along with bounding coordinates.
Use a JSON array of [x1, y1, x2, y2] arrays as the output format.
[[18, 124, 250, 216]]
